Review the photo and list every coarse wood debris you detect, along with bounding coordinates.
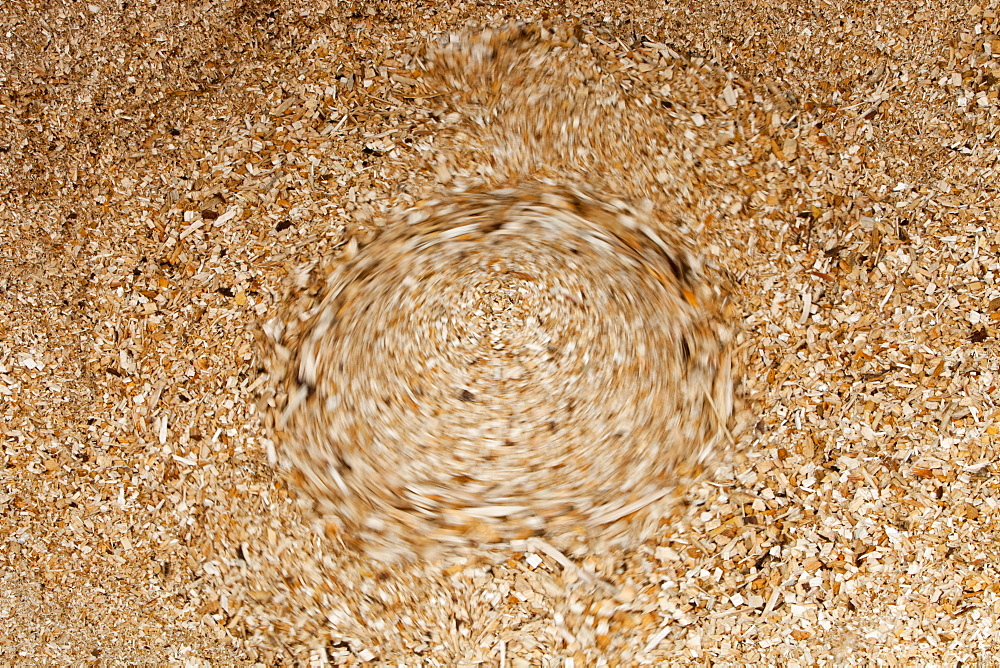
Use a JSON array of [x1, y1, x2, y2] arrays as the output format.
[[2, 0, 1000, 665]]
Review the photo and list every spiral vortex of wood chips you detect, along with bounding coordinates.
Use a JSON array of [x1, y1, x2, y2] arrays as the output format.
[[263, 181, 735, 560]]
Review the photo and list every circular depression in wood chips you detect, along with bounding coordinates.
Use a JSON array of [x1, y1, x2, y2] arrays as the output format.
[[267, 183, 735, 560]]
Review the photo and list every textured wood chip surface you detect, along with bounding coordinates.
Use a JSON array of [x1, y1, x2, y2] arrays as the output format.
[[2, 0, 1000, 665], [262, 180, 735, 563]]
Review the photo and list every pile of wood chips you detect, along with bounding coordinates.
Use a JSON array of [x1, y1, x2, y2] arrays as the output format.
[[2, 0, 999, 664]]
